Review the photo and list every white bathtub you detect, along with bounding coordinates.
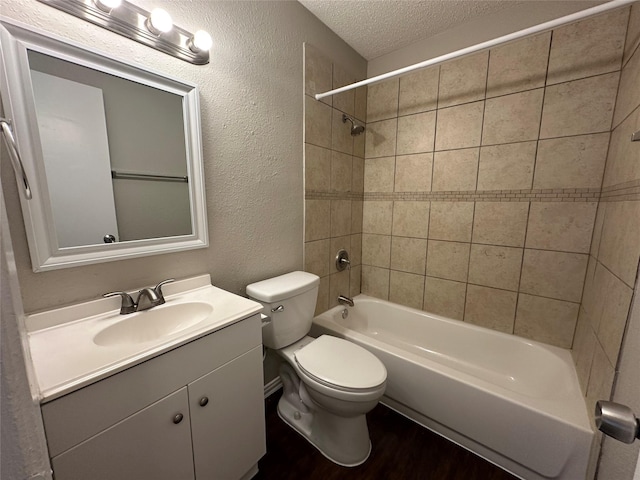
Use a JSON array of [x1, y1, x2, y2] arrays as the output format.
[[310, 295, 594, 480]]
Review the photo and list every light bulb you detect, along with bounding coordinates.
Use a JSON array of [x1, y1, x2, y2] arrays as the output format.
[[147, 8, 173, 35], [189, 30, 212, 52], [94, 0, 121, 12]]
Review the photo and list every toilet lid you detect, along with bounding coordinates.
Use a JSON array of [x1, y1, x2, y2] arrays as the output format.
[[294, 335, 386, 390]]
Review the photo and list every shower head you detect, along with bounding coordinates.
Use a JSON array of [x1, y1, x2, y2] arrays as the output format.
[[342, 113, 365, 136]]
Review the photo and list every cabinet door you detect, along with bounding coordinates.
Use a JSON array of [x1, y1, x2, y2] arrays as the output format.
[[52, 387, 195, 480], [189, 346, 266, 479]]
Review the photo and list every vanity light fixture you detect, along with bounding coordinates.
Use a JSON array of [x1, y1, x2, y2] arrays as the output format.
[[36, 0, 211, 65]]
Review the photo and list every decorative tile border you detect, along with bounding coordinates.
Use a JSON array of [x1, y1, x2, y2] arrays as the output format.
[[600, 179, 640, 202]]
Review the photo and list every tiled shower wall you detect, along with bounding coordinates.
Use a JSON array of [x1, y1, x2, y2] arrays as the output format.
[[359, 8, 634, 350], [303, 44, 367, 314]]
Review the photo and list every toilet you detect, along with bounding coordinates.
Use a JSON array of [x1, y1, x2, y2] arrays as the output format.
[[246, 271, 387, 467]]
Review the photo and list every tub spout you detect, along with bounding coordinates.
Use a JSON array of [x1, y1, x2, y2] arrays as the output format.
[[338, 295, 354, 307]]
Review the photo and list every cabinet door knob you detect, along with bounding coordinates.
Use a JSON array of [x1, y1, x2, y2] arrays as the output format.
[[173, 413, 184, 424], [199, 396, 209, 407]]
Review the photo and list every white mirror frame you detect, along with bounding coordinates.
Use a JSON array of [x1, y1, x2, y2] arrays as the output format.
[[0, 18, 208, 272]]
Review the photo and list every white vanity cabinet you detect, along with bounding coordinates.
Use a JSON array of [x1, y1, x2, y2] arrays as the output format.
[[40, 315, 266, 480]]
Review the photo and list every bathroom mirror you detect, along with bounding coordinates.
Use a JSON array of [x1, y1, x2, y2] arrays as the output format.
[[0, 18, 208, 271]]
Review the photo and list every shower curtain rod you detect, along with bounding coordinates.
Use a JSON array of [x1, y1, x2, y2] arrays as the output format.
[[315, 0, 636, 101]]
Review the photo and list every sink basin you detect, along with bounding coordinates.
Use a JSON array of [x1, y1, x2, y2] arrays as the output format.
[[94, 302, 213, 347]]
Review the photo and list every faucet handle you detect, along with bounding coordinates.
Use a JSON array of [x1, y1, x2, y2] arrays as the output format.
[[153, 279, 175, 304], [103, 291, 136, 314]]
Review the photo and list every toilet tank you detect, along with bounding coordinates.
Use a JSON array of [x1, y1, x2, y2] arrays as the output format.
[[246, 271, 319, 349]]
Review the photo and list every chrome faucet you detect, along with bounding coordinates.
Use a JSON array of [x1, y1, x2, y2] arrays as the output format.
[[337, 295, 354, 307], [104, 279, 174, 314]]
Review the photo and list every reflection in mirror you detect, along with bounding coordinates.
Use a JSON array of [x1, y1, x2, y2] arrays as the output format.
[[0, 18, 208, 271]]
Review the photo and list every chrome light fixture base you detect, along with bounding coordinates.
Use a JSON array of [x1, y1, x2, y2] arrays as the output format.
[[36, 0, 210, 65]]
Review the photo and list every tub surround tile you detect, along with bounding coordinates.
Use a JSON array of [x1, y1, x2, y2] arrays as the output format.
[[354, 129, 366, 159], [389, 270, 425, 310], [520, 249, 588, 302], [391, 237, 428, 275], [361, 265, 390, 300], [426, 240, 470, 283], [315, 276, 330, 316], [350, 233, 362, 266], [596, 268, 633, 366], [547, 8, 628, 85], [394, 153, 433, 192], [351, 156, 365, 193], [438, 52, 488, 108], [304, 44, 332, 105], [367, 78, 399, 123], [305, 96, 332, 148], [464, 284, 517, 334], [305, 144, 331, 192], [598, 200, 640, 287], [482, 89, 543, 145], [330, 235, 351, 275], [351, 201, 363, 234], [397, 111, 436, 155], [332, 109, 354, 155], [580, 257, 599, 321], [432, 148, 479, 192], [350, 265, 362, 297], [392, 201, 430, 238], [623, 4, 640, 66], [399, 67, 439, 116], [586, 262, 611, 331], [590, 203, 605, 258], [362, 201, 393, 235], [331, 151, 352, 193], [603, 107, 640, 187], [365, 119, 397, 159], [534, 133, 609, 190], [435, 101, 484, 151], [515, 294, 579, 348], [329, 270, 350, 309], [572, 308, 597, 394], [477, 142, 536, 190], [472, 202, 529, 247], [354, 85, 367, 123], [540, 73, 619, 139], [429, 202, 474, 242], [468, 245, 523, 291], [486, 32, 550, 98], [525, 202, 597, 254], [305, 199, 330, 241], [330, 200, 352, 238], [364, 157, 395, 192], [586, 342, 616, 413], [304, 239, 330, 277], [362, 234, 391, 268], [333, 64, 355, 117], [423, 277, 466, 321], [613, 46, 640, 128]]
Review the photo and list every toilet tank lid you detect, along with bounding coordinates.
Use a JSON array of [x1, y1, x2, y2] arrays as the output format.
[[246, 271, 319, 303]]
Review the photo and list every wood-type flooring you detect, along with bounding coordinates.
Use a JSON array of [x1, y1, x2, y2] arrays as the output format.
[[255, 392, 519, 480]]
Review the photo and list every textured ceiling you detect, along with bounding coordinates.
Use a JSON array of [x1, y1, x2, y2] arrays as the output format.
[[298, 0, 523, 60]]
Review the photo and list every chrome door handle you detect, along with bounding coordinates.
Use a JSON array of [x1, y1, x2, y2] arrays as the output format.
[[0, 118, 32, 200]]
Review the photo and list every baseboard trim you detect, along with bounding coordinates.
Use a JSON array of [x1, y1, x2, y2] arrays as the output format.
[[264, 377, 282, 398]]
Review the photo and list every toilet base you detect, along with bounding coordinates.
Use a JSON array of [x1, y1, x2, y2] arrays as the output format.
[[276, 365, 372, 467]]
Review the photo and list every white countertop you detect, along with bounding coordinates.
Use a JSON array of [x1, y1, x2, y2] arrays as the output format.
[[26, 275, 263, 402]]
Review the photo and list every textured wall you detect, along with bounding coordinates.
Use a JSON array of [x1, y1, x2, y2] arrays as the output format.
[[0, 0, 366, 313]]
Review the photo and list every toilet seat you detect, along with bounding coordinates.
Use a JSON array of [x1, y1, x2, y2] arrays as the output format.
[[294, 335, 387, 392]]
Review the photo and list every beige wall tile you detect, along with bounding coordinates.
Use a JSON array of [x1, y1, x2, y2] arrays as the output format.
[[547, 8, 628, 85], [482, 89, 543, 145], [429, 202, 474, 242], [364, 157, 395, 192], [304, 44, 332, 105], [305, 199, 330, 241], [354, 86, 367, 122], [365, 118, 397, 159], [590, 203, 605, 258], [520, 249, 588, 302], [330, 235, 351, 275], [305, 144, 331, 192], [394, 153, 433, 192], [399, 66, 439, 116], [304, 239, 330, 277], [472, 202, 529, 247], [540, 72, 619, 139], [534, 133, 609, 189], [389, 270, 425, 310], [598, 200, 640, 287], [361, 265, 390, 299], [305, 96, 332, 148], [362, 201, 393, 234], [572, 308, 597, 394], [331, 151, 352, 192], [351, 156, 364, 193], [438, 52, 488, 108], [432, 148, 479, 192], [333, 63, 355, 117], [397, 111, 436, 155], [330, 200, 351, 237], [426, 240, 470, 282], [435, 101, 484, 150], [350, 233, 362, 266], [603, 107, 640, 187], [586, 341, 616, 405], [515, 294, 579, 348], [487, 32, 551, 98], [596, 267, 633, 366], [367, 78, 399, 123], [585, 261, 610, 331], [350, 265, 362, 297], [332, 108, 354, 155], [391, 237, 428, 274], [362, 233, 391, 268], [423, 276, 466, 321], [525, 202, 597, 253], [477, 141, 536, 190], [354, 130, 366, 158], [392, 201, 430, 238], [351, 201, 363, 234], [624, 4, 640, 66], [464, 284, 516, 333], [613, 46, 640, 128], [329, 270, 350, 308], [468, 244, 523, 291], [315, 275, 330, 316]]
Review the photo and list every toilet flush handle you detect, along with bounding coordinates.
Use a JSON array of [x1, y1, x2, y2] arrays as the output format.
[[271, 305, 284, 313]]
